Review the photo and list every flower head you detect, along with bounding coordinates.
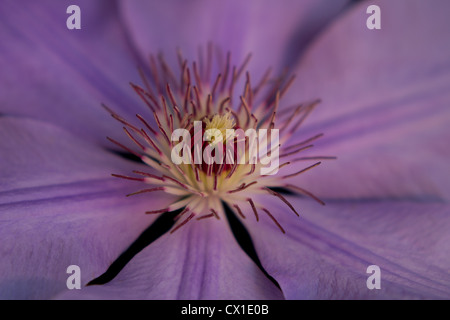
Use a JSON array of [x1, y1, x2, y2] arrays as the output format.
[[105, 47, 330, 235], [1, 0, 450, 301]]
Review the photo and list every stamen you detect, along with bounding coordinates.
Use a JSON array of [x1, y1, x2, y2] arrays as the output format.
[[153, 112, 171, 145], [111, 173, 145, 182], [263, 161, 291, 176], [228, 181, 257, 194], [264, 72, 285, 109], [174, 162, 187, 177], [158, 97, 169, 131], [245, 72, 254, 107], [229, 66, 237, 99], [236, 53, 252, 81], [138, 66, 154, 97], [126, 187, 165, 197], [279, 75, 296, 99], [184, 65, 192, 87], [123, 127, 145, 151], [190, 99, 198, 118], [107, 137, 142, 158], [233, 204, 246, 219], [173, 106, 183, 122], [266, 91, 280, 129], [160, 163, 171, 170], [179, 59, 187, 92], [240, 96, 251, 126], [206, 94, 212, 115], [284, 133, 324, 151], [146, 208, 169, 214], [193, 62, 203, 93], [253, 67, 272, 97], [292, 156, 337, 162], [207, 163, 213, 177], [246, 163, 256, 176], [158, 53, 179, 91], [163, 175, 205, 197], [225, 161, 238, 179], [247, 198, 259, 221], [210, 208, 220, 220], [279, 144, 314, 158], [196, 213, 216, 221], [194, 165, 201, 182], [251, 114, 258, 129], [130, 83, 159, 112], [280, 103, 303, 128], [102, 104, 142, 134], [216, 162, 225, 177], [136, 114, 158, 136], [168, 113, 174, 134], [288, 100, 321, 134], [180, 113, 193, 129], [132, 170, 164, 181], [285, 184, 326, 206], [265, 187, 299, 217], [225, 108, 240, 128], [211, 73, 222, 99], [140, 129, 163, 156], [183, 83, 191, 113], [166, 83, 178, 109], [219, 97, 231, 114], [170, 212, 195, 234], [163, 175, 190, 190], [282, 162, 321, 179], [262, 208, 285, 234], [175, 206, 190, 220]]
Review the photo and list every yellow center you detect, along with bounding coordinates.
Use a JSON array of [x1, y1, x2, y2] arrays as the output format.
[[203, 112, 235, 144]]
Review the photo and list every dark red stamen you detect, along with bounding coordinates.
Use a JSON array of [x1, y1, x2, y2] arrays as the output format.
[[171, 212, 195, 234], [107, 137, 142, 158], [127, 187, 165, 197], [285, 184, 326, 206], [247, 198, 259, 221], [233, 204, 246, 219], [146, 208, 169, 214], [282, 162, 321, 179], [111, 173, 145, 182], [265, 187, 299, 217], [262, 208, 285, 234]]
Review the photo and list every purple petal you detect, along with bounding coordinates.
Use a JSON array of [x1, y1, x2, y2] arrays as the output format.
[[0, 117, 176, 299], [242, 195, 450, 299], [55, 218, 284, 300], [280, 0, 450, 200], [120, 0, 349, 80], [0, 0, 145, 146]]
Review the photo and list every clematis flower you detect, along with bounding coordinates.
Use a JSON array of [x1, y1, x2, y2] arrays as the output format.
[[1, 0, 450, 301]]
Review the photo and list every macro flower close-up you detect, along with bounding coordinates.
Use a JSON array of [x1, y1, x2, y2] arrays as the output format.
[[0, 0, 449, 301]]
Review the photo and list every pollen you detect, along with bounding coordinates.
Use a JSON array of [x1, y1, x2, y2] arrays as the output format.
[[203, 112, 235, 144]]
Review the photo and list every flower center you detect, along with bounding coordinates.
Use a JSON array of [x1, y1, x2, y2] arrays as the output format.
[[189, 111, 238, 176], [203, 112, 235, 144], [106, 46, 332, 234]]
